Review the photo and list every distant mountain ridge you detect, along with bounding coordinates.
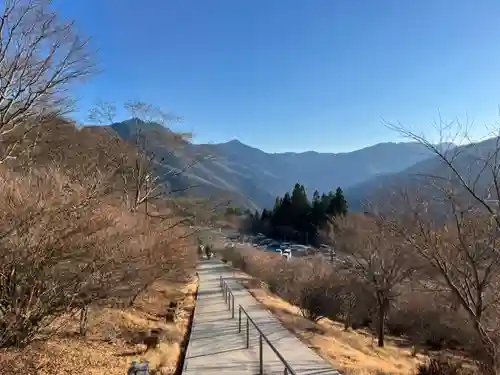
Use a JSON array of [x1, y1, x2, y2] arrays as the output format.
[[198, 138, 441, 205], [344, 138, 497, 211], [96, 120, 450, 210]]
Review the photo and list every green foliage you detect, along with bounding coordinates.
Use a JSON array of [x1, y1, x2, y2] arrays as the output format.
[[245, 183, 348, 245]]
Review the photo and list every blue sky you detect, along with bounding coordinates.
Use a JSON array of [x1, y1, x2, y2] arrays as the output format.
[[56, 0, 500, 153]]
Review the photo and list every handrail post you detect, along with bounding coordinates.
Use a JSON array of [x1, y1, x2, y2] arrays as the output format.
[[236, 306, 297, 375], [238, 306, 241, 333], [228, 291, 231, 311], [246, 317, 249, 348], [231, 293, 235, 318], [259, 334, 263, 375]]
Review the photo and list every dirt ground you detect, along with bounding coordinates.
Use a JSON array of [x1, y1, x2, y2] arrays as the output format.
[[0, 278, 198, 375], [242, 279, 427, 375]]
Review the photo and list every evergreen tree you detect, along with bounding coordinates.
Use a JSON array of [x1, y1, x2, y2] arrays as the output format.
[[272, 192, 293, 228], [311, 191, 327, 227], [261, 209, 271, 220], [272, 197, 282, 214], [329, 187, 348, 216], [325, 187, 345, 216], [290, 183, 310, 231], [336, 187, 348, 216], [247, 183, 348, 245], [312, 190, 321, 204]]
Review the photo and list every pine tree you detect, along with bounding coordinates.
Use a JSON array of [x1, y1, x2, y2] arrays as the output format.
[[250, 183, 348, 245], [311, 190, 326, 227], [335, 187, 348, 216], [328, 187, 348, 216]]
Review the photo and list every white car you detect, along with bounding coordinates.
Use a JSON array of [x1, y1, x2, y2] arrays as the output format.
[[282, 249, 292, 260]]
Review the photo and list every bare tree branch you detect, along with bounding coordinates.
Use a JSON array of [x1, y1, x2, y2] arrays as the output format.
[[333, 213, 417, 347], [0, 0, 96, 162]]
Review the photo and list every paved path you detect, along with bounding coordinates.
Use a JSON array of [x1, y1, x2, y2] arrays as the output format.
[[182, 259, 341, 374], [182, 260, 260, 374]]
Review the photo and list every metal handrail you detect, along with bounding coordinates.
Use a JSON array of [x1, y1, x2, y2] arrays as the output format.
[[219, 276, 296, 375]]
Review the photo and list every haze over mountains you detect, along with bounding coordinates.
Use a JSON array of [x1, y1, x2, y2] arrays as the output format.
[[201, 139, 439, 208], [99, 119, 470, 211]]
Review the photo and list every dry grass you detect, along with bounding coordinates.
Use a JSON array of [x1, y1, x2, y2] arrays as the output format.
[[0, 277, 198, 375], [243, 279, 427, 375], [0, 118, 202, 373]]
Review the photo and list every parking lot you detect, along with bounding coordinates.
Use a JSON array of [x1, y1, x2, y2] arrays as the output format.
[[220, 232, 336, 262]]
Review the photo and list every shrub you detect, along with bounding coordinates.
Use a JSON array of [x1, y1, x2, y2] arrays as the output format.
[[0, 166, 195, 348], [286, 259, 340, 322], [416, 357, 476, 375], [387, 291, 473, 352], [0, 167, 119, 347]]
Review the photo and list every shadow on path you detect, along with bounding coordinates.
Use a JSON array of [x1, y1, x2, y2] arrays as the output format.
[[183, 259, 342, 375]]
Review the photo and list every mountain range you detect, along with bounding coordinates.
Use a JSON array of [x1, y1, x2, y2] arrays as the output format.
[[98, 119, 496, 212]]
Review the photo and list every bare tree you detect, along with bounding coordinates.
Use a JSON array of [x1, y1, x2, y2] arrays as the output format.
[[89, 100, 191, 210], [385, 117, 500, 232], [0, 0, 95, 163], [88, 100, 224, 228], [0, 166, 123, 347], [87, 99, 117, 126], [333, 213, 416, 347], [385, 118, 500, 373], [0, 163, 196, 343], [389, 187, 500, 373]]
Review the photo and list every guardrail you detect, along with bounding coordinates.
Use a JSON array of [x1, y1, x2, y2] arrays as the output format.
[[219, 276, 296, 375]]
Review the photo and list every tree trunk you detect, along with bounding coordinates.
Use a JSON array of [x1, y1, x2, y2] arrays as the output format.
[[474, 320, 499, 375], [344, 312, 351, 331], [343, 296, 354, 331], [377, 297, 387, 347], [79, 304, 89, 336]]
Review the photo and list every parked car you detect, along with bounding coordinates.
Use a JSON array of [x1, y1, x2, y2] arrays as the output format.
[[282, 248, 292, 260], [320, 244, 335, 254]]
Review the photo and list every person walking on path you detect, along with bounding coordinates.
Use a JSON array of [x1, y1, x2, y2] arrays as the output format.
[[198, 244, 205, 259], [204, 243, 212, 259]]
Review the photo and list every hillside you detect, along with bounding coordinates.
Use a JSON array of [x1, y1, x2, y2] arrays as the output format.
[[103, 119, 266, 211], [0, 116, 201, 374], [345, 138, 498, 211], [103, 120, 441, 209]]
